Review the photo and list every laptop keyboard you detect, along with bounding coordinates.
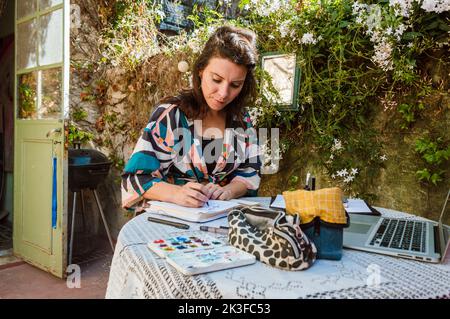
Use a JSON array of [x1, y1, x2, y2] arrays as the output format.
[[369, 218, 427, 252]]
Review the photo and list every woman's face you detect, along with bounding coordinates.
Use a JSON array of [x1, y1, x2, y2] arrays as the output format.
[[199, 57, 247, 113]]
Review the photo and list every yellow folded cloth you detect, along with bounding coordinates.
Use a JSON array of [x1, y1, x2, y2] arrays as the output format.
[[282, 187, 346, 224]]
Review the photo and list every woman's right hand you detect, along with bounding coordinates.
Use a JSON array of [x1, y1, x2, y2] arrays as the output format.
[[173, 182, 209, 207]]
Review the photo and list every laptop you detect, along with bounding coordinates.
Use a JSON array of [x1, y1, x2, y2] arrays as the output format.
[[343, 189, 450, 263]]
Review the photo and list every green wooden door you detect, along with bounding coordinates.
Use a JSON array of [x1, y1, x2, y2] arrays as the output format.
[[13, 0, 70, 278]]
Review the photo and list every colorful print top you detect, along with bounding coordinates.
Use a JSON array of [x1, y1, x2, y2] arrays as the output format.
[[121, 103, 261, 210]]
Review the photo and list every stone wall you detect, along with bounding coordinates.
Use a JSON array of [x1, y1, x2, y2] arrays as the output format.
[[70, 1, 450, 240]]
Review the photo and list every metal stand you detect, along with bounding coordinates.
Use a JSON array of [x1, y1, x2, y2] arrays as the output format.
[[68, 189, 115, 265]]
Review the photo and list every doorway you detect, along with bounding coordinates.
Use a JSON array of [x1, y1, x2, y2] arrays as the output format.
[[0, 0, 16, 262]]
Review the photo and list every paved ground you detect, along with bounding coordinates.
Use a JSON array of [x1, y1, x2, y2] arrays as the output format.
[[0, 254, 112, 299]]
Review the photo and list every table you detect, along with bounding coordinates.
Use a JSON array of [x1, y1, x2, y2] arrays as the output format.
[[105, 199, 450, 299]]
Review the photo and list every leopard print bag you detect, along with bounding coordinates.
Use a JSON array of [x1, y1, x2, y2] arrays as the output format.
[[228, 207, 317, 271]]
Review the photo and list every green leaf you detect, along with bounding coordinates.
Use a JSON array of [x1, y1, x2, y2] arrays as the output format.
[[339, 21, 350, 28], [402, 32, 423, 40], [430, 173, 443, 185], [438, 22, 450, 32], [425, 20, 439, 30], [416, 169, 431, 181], [423, 153, 436, 164]]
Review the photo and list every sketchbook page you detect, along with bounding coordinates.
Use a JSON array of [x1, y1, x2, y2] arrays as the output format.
[[344, 198, 372, 214], [147, 200, 240, 222], [270, 194, 286, 209]]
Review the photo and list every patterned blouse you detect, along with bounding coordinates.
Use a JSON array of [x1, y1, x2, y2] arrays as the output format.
[[121, 103, 262, 210]]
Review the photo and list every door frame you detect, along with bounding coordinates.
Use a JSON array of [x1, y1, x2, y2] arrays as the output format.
[[13, 0, 70, 278]]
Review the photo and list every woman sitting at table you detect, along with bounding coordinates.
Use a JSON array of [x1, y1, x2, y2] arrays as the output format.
[[121, 26, 262, 211]]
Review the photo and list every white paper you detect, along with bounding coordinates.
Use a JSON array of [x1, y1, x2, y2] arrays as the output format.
[[147, 200, 240, 222], [229, 198, 261, 207], [270, 194, 286, 209], [344, 198, 372, 213]]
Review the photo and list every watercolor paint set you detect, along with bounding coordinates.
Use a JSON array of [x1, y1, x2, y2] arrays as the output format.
[[147, 231, 256, 275]]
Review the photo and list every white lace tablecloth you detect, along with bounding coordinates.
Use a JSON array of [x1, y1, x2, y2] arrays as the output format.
[[105, 200, 450, 299]]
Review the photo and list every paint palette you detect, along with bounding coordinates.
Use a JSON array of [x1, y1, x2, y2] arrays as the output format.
[[147, 232, 256, 275], [147, 232, 227, 258]]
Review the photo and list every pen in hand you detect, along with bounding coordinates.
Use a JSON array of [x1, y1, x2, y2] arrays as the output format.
[[189, 160, 209, 207]]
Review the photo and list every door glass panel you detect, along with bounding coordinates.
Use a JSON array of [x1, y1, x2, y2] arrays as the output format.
[[39, 9, 63, 66], [39, 0, 63, 10], [17, 19, 38, 70], [18, 71, 38, 119], [17, 0, 37, 20], [39, 68, 62, 119]]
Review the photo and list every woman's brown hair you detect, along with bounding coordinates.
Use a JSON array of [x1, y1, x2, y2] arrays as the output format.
[[161, 26, 258, 125]]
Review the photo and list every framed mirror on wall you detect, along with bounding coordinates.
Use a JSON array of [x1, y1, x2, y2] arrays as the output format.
[[261, 52, 301, 110]]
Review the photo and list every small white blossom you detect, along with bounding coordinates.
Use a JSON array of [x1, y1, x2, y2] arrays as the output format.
[[343, 175, 355, 183], [300, 33, 317, 45], [372, 40, 394, 71], [389, 0, 414, 17], [278, 20, 291, 38], [331, 139, 343, 153], [380, 154, 388, 161], [337, 168, 348, 177], [421, 0, 450, 13]]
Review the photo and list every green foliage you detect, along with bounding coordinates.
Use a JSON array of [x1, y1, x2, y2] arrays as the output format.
[[68, 123, 94, 147], [18, 83, 36, 118], [94, 0, 449, 195], [397, 102, 425, 129], [287, 174, 299, 191], [72, 108, 88, 122], [415, 136, 450, 186]]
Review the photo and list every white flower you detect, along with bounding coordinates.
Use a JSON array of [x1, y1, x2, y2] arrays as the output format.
[[300, 32, 317, 45], [278, 20, 291, 38], [343, 175, 355, 183], [350, 168, 359, 175], [248, 107, 262, 126], [380, 154, 388, 161], [337, 169, 348, 177], [331, 139, 343, 152], [331, 173, 336, 179], [389, 0, 414, 17], [421, 0, 450, 13], [372, 40, 394, 71]]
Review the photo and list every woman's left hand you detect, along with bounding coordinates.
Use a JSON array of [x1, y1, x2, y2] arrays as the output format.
[[205, 183, 233, 200]]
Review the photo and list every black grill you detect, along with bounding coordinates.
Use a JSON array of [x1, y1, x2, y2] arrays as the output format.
[[68, 147, 115, 265], [68, 149, 112, 191]]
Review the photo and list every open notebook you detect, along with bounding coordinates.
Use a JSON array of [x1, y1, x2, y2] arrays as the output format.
[[147, 199, 257, 223]]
